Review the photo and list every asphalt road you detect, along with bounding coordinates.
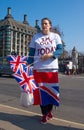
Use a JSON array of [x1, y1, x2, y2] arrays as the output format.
[[0, 74, 84, 124]]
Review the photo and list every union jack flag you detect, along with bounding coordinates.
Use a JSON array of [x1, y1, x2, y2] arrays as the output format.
[[8, 55, 59, 106], [8, 55, 27, 73], [33, 70, 60, 106], [13, 66, 38, 94]]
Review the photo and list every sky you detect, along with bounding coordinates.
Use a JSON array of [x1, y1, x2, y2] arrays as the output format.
[[0, 0, 84, 53]]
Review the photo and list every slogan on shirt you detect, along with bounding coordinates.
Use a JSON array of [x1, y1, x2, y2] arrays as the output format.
[[38, 37, 56, 55]]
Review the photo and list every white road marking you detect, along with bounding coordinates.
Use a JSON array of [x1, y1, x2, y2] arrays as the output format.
[[59, 74, 84, 79]]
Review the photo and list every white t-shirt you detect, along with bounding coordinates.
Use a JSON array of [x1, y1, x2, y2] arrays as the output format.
[[29, 32, 62, 70]]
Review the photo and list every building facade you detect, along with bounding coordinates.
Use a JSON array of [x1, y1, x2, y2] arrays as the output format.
[[72, 47, 78, 68], [78, 55, 84, 73], [0, 7, 40, 57]]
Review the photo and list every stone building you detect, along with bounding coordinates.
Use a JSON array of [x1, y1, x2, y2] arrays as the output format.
[[78, 55, 84, 73], [72, 46, 78, 68], [0, 7, 40, 57]]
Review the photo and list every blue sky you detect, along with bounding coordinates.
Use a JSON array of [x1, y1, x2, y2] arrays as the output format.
[[0, 0, 84, 53]]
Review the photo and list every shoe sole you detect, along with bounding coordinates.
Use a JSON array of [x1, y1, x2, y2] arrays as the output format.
[[41, 121, 47, 124]]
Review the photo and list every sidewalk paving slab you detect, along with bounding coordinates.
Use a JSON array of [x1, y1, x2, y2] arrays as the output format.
[[0, 104, 84, 130]]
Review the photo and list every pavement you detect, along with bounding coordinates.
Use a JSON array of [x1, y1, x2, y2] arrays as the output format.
[[0, 104, 84, 130]]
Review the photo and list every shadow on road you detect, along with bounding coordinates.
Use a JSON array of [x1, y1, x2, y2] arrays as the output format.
[[0, 112, 83, 130]]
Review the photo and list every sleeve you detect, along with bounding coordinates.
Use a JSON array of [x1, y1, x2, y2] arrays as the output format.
[[27, 35, 36, 65], [27, 47, 35, 65], [53, 34, 63, 58], [53, 44, 63, 58], [29, 35, 36, 49]]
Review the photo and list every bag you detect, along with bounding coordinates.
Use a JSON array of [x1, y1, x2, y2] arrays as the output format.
[[20, 91, 34, 107]]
